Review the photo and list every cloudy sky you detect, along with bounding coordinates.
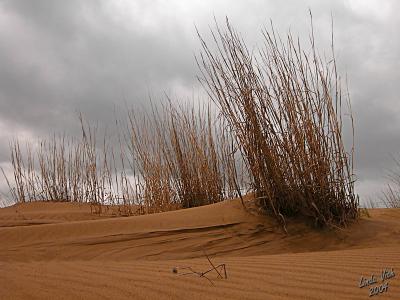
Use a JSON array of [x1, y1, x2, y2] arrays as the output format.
[[0, 0, 399, 205]]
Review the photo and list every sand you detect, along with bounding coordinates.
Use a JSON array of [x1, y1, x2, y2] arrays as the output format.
[[1, 199, 399, 299]]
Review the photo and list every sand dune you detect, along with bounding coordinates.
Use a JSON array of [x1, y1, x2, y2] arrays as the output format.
[[1, 199, 399, 299]]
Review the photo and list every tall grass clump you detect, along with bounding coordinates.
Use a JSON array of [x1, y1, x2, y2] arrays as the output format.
[[196, 16, 358, 228], [127, 102, 242, 213]]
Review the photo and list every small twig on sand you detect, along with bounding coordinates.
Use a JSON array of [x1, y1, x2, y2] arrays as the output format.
[[172, 250, 227, 285]]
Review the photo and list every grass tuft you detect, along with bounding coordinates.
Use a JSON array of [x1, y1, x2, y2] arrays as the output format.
[[196, 15, 358, 228]]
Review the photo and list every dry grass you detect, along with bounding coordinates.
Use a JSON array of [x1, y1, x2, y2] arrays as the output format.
[[2, 15, 358, 226], [196, 15, 358, 228], [127, 102, 243, 213], [1, 116, 140, 214], [2, 103, 243, 215], [381, 155, 400, 208]]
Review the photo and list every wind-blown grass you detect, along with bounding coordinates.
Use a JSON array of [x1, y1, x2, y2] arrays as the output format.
[[2, 15, 358, 228], [381, 155, 400, 208], [127, 102, 243, 213], [3, 119, 134, 209], [2, 104, 243, 215], [196, 16, 358, 228]]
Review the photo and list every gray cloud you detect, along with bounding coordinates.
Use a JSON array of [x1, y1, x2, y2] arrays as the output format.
[[0, 0, 399, 204]]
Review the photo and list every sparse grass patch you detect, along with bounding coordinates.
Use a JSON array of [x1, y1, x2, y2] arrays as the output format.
[[2, 102, 243, 215], [381, 155, 400, 208]]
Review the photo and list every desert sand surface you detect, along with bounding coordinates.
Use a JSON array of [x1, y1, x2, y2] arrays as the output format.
[[1, 199, 399, 299]]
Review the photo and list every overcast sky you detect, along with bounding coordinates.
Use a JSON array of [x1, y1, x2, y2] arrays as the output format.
[[0, 0, 399, 205]]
